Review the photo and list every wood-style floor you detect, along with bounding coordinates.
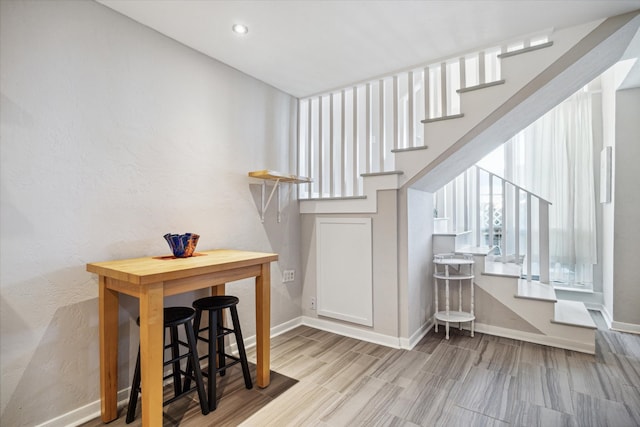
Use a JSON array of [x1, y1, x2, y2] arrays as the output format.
[[83, 311, 640, 426]]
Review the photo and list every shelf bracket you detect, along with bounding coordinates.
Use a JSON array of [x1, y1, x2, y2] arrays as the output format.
[[249, 170, 312, 223], [260, 179, 282, 223]]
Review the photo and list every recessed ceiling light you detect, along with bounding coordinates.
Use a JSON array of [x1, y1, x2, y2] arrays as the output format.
[[232, 24, 248, 35]]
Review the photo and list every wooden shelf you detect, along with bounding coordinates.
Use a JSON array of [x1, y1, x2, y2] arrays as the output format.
[[248, 170, 312, 223], [248, 170, 311, 184]]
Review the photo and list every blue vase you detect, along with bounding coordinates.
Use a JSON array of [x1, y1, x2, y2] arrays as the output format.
[[164, 233, 199, 257]]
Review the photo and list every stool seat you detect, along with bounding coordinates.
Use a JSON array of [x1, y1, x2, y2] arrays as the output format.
[[135, 306, 195, 327], [192, 295, 239, 311], [187, 295, 252, 412], [126, 307, 208, 423]]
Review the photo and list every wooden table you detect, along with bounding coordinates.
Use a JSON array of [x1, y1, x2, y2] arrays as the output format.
[[87, 249, 278, 426]]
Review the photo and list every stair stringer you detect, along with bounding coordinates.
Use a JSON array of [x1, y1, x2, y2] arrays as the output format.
[[299, 172, 401, 214], [471, 256, 596, 353], [298, 12, 640, 215], [299, 19, 601, 215], [402, 10, 640, 193], [395, 20, 599, 190]]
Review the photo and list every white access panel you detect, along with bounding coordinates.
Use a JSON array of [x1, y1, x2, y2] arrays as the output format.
[[316, 217, 373, 326]]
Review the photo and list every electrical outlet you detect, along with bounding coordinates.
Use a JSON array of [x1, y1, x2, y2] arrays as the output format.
[[310, 297, 316, 310], [283, 269, 295, 282]]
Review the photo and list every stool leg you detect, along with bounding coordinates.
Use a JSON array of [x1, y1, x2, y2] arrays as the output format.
[[183, 308, 202, 391], [125, 348, 141, 424], [208, 309, 217, 411], [184, 318, 209, 416], [217, 309, 226, 377], [230, 305, 253, 389], [169, 324, 182, 397]]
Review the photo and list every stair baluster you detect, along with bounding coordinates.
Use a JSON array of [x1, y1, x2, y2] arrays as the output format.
[[298, 34, 552, 200]]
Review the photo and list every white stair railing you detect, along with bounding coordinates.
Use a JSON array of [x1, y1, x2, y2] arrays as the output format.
[[298, 33, 550, 200], [435, 165, 551, 283]]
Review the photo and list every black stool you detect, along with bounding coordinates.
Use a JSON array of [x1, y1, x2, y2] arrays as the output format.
[[186, 295, 252, 411], [126, 307, 208, 423]]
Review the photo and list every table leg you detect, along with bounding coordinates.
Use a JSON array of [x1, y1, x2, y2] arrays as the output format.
[[256, 262, 271, 388], [211, 283, 225, 296], [139, 282, 164, 426], [211, 283, 225, 371], [99, 276, 119, 423]]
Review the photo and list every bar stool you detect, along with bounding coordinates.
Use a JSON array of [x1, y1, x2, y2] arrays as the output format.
[[187, 295, 252, 411], [126, 307, 209, 423]]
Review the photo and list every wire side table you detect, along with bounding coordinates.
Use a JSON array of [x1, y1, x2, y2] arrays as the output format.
[[433, 253, 475, 339]]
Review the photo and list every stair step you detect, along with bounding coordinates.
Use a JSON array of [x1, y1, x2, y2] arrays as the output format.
[[553, 284, 594, 294], [391, 145, 428, 153], [302, 195, 367, 201], [497, 41, 554, 59], [360, 170, 404, 177], [457, 79, 506, 93], [421, 113, 464, 124], [552, 300, 597, 329], [456, 245, 493, 256], [483, 261, 522, 278], [433, 230, 472, 238], [515, 278, 557, 302]]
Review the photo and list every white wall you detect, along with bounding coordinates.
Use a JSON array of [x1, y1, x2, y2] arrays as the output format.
[[0, 1, 301, 425], [600, 67, 617, 319], [406, 189, 433, 338], [600, 61, 639, 327], [397, 187, 433, 343], [613, 87, 640, 327]]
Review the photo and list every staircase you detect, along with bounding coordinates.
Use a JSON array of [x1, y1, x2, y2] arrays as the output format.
[[434, 231, 597, 353], [433, 164, 598, 353], [297, 11, 640, 353], [300, 11, 640, 208]]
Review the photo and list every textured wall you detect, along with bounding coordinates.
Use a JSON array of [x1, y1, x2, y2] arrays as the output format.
[[0, 0, 302, 425]]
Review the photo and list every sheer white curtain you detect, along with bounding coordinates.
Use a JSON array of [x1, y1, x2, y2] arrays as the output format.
[[506, 89, 597, 284]]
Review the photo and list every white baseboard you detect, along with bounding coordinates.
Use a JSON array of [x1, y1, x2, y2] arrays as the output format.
[[611, 320, 640, 335], [41, 317, 305, 427], [36, 388, 130, 427], [599, 305, 614, 329], [40, 313, 602, 426], [580, 304, 640, 335], [475, 322, 595, 354], [242, 316, 303, 350], [583, 302, 603, 311], [399, 320, 434, 350], [301, 316, 403, 349]]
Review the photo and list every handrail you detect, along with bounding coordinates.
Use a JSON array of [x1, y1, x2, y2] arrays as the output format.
[[438, 163, 551, 283], [474, 166, 552, 205]]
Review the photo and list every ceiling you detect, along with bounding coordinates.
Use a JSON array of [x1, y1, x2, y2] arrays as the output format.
[[97, 0, 640, 98]]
